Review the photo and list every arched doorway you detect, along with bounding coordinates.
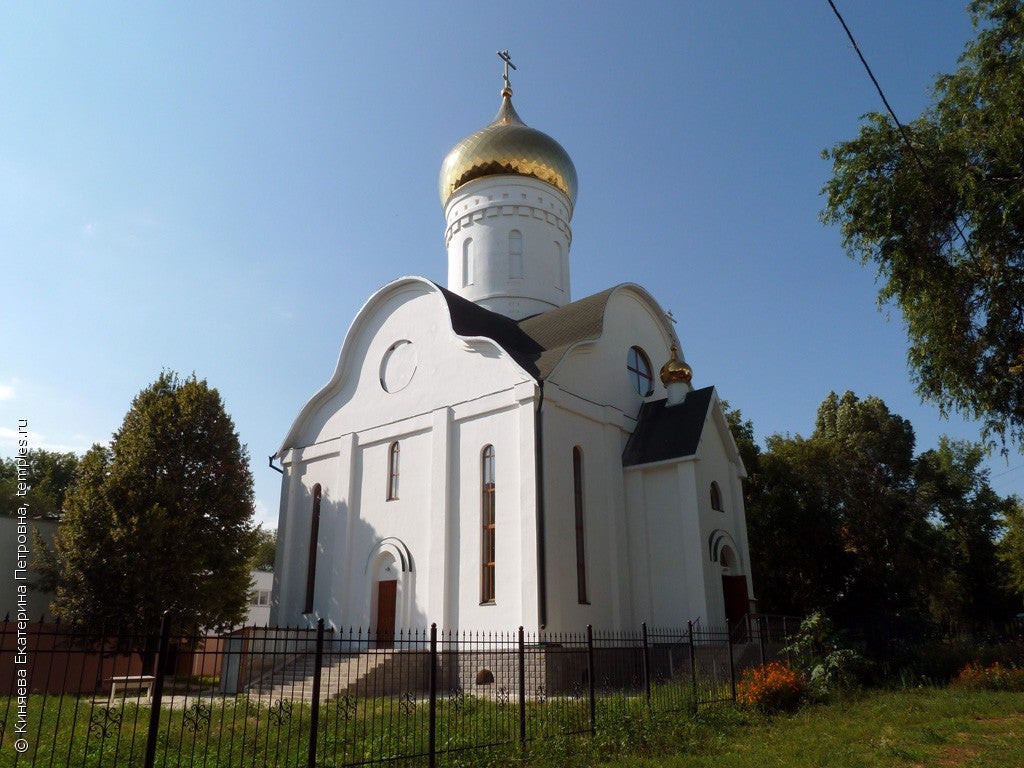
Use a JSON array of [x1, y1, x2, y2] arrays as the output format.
[[372, 553, 399, 649], [719, 545, 750, 637]]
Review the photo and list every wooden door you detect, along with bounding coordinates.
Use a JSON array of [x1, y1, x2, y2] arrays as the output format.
[[376, 580, 397, 649], [722, 575, 750, 639]]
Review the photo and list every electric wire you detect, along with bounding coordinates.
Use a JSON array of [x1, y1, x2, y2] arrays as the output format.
[[826, 0, 971, 250]]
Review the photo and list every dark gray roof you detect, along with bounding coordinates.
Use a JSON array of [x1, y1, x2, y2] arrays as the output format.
[[436, 284, 616, 381], [621, 387, 715, 467]]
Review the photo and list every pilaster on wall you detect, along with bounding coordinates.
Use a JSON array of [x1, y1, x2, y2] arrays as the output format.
[[427, 407, 453, 628], [675, 461, 707, 621], [515, 383, 540, 631]]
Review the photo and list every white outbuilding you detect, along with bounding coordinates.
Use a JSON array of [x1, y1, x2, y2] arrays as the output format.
[[271, 68, 755, 643]]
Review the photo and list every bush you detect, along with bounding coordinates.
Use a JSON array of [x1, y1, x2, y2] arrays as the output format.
[[736, 662, 807, 713], [784, 612, 868, 695], [952, 661, 1024, 691]]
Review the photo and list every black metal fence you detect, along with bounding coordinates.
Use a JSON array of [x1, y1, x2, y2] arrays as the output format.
[[0, 615, 796, 767]]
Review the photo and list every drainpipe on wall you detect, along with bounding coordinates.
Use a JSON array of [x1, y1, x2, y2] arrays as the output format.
[[268, 454, 284, 474]]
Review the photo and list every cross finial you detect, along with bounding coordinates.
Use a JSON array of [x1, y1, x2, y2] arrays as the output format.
[[497, 50, 516, 96]]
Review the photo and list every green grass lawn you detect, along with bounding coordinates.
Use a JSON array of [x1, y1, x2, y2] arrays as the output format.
[[3, 686, 1021, 767], [564, 688, 1024, 768]]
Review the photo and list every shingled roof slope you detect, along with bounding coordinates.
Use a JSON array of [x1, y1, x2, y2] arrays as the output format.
[[621, 387, 715, 467], [435, 284, 617, 381]]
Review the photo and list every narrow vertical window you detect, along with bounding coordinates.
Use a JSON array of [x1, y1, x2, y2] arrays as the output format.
[[573, 447, 588, 603], [509, 230, 523, 278], [304, 484, 321, 614], [481, 445, 496, 603], [710, 481, 723, 512], [463, 238, 474, 286], [387, 442, 400, 500], [554, 241, 564, 291]]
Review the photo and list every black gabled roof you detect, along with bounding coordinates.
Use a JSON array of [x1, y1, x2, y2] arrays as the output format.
[[435, 284, 617, 381], [621, 387, 715, 467]]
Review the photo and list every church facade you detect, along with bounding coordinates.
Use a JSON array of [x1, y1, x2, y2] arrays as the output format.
[[271, 67, 755, 640]]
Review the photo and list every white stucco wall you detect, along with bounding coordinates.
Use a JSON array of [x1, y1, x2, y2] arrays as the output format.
[[273, 279, 542, 632], [444, 176, 573, 320]]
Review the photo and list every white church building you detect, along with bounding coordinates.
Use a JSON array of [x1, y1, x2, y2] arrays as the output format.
[[271, 63, 755, 642]]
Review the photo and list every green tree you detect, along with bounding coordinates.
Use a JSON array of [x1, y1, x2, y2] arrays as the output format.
[[745, 434, 848, 617], [811, 392, 929, 624], [746, 392, 932, 625], [999, 496, 1024, 606], [36, 372, 259, 634], [821, 1, 1024, 446], [0, 449, 79, 518], [253, 528, 276, 572], [914, 437, 1017, 624]]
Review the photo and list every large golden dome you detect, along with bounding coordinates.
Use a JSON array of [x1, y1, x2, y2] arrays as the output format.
[[439, 89, 578, 208]]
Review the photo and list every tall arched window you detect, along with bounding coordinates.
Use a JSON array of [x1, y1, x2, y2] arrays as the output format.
[[573, 446, 588, 603], [509, 230, 523, 278], [710, 481, 723, 512], [463, 238, 474, 286], [304, 484, 321, 614], [481, 445, 496, 604], [387, 442, 400, 500]]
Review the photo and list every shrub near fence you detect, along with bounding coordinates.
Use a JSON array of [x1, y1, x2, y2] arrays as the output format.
[[0, 614, 797, 768]]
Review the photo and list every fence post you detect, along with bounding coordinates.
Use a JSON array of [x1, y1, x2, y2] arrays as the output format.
[[518, 626, 526, 751], [429, 624, 437, 768], [143, 611, 172, 768], [307, 618, 324, 768], [586, 625, 596, 736], [687, 620, 697, 714], [757, 615, 766, 666], [640, 622, 651, 705], [727, 622, 737, 703]]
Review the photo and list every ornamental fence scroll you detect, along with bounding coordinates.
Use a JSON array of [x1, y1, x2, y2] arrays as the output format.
[[0, 614, 796, 768]]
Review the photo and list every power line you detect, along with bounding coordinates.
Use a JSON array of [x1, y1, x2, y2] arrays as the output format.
[[826, 0, 971, 249]]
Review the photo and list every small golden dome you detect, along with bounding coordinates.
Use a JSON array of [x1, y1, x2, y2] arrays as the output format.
[[660, 345, 692, 385], [439, 91, 578, 207]]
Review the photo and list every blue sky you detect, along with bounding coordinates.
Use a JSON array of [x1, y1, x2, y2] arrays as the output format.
[[3, 1, 1020, 528]]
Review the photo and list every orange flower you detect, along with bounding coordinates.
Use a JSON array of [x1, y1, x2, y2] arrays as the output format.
[[736, 662, 808, 713]]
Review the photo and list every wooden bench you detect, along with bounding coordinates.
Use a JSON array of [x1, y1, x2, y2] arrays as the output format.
[[108, 675, 156, 705]]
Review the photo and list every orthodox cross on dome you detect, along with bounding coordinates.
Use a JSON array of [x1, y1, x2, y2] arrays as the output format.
[[497, 49, 516, 96]]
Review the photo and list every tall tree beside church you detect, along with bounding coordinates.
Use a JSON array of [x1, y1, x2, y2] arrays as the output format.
[[914, 438, 1016, 624], [744, 434, 849, 617], [998, 496, 1024, 606], [811, 392, 929, 623], [36, 372, 259, 634], [821, 0, 1024, 447], [0, 449, 79, 518]]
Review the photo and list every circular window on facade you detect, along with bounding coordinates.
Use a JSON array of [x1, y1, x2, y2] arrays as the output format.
[[380, 340, 417, 393], [627, 346, 654, 396]]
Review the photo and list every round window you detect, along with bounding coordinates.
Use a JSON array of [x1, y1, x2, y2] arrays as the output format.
[[627, 346, 653, 396]]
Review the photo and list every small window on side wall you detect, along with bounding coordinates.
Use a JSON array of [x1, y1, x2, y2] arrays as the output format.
[[710, 481, 723, 512], [387, 442, 400, 500]]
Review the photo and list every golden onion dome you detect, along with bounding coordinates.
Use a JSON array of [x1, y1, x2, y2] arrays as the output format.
[[660, 345, 693, 386], [439, 88, 578, 208]]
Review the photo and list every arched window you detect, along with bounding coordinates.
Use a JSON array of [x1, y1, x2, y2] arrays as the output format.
[[573, 446, 588, 604], [710, 481, 723, 512], [627, 346, 654, 396], [509, 230, 523, 278], [387, 442, 400, 500], [463, 238, 474, 286], [304, 484, 321, 614], [481, 445, 496, 604]]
